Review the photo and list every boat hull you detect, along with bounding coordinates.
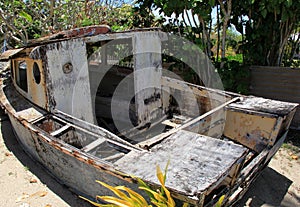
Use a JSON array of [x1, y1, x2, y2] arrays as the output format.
[[7, 112, 141, 202], [5, 109, 291, 206]]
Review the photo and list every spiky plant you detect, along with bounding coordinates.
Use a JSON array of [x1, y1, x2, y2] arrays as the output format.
[[81, 162, 224, 207]]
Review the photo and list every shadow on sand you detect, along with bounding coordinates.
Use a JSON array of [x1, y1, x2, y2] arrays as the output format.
[[235, 166, 294, 207], [0, 111, 92, 207]]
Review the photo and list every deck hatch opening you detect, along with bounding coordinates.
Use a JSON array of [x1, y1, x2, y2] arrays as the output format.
[[33, 114, 132, 162], [86, 140, 130, 162], [33, 116, 86, 149]]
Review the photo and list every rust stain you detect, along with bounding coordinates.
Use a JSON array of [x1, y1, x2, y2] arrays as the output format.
[[38, 121, 54, 133], [0, 48, 24, 60], [28, 25, 111, 46]]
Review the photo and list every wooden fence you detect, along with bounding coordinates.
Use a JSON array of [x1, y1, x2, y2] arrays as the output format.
[[249, 66, 300, 128]]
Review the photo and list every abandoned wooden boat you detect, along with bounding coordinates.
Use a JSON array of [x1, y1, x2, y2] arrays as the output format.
[[0, 25, 298, 206]]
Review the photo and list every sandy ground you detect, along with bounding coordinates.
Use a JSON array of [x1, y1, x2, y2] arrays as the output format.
[[0, 110, 300, 207]]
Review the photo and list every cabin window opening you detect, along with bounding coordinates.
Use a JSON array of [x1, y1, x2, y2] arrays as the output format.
[[16, 60, 28, 92], [10, 60, 15, 80], [87, 39, 135, 133], [33, 62, 41, 84]]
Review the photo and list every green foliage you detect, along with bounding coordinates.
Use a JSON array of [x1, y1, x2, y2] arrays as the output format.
[[231, 0, 300, 66], [225, 54, 243, 63], [282, 59, 300, 68], [0, 0, 136, 46], [216, 59, 250, 94]]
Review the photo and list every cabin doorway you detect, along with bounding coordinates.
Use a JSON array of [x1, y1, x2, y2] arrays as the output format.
[[87, 38, 137, 135]]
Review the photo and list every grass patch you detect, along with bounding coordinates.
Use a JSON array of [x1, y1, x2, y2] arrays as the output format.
[[281, 143, 300, 154]]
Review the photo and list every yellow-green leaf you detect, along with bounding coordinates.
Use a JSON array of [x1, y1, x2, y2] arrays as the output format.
[[215, 195, 225, 207], [156, 165, 165, 186], [160, 185, 175, 207], [79, 196, 104, 207], [137, 178, 155, 200], [163, 160, 170, 183], [97, 196, 131, 207], [156, 163, 175, 207], [19, 11, 32, 22], [182, 203, 189, 207], [139, 187, 167, 202], [151, 199, 168, 207], [116, 186, 149, 206], [96, 181, 130, 201]]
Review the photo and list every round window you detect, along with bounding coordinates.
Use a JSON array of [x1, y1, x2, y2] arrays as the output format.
[[33, 62, 41, 84]]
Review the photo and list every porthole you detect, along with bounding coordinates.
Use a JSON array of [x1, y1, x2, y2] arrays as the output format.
[[63, 62, 73, 74], [33, 62, 41, 84]]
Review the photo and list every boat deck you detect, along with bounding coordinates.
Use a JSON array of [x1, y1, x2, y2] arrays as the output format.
[[115, 130, 248, 197]]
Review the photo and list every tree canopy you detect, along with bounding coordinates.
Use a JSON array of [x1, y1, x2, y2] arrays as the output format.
[[0, 0, 134, 46], [0, 0, 299, 68]]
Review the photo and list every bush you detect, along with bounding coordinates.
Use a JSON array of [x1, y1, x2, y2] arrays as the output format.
[[215, 59, 250, 94]]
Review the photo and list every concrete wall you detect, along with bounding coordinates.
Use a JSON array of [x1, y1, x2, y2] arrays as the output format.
[[249, 66, 300, 128]]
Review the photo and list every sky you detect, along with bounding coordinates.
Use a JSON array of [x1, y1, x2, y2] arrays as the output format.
[[152, 6, 241, 34]]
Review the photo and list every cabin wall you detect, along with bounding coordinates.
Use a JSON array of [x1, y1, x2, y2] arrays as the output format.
[[44, 39, 94, 123], [133, 32, 163, 125], [161, 77, 229, 117], [11, 58, 48, 109]]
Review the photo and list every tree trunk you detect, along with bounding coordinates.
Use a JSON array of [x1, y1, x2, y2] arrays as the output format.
[[218, 0, 232, 68], [221, 19, 228, 60], [216, 5, 220, 62], [198, 15, 211, 58]]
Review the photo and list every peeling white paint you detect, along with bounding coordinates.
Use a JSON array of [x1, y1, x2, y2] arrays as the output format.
[[46, 39, 94, 123]]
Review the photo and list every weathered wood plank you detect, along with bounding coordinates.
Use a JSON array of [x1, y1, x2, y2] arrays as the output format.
[[139, 97, 241, 148], [50, 124, 71, 137], [115, 130, 248, 197], [82, 137, 106, 152], [133, 32, 162, 125]]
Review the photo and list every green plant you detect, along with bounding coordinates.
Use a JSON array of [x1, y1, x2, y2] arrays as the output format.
[[81, 162, 188, 207], [81, 162, 225, 207], [215, 59, 250, 94]]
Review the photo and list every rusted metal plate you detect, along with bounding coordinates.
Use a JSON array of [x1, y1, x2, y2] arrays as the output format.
[[0, 48, 24, 60]]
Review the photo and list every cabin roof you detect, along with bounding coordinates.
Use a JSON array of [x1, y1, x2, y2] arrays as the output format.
[[27, 25, 112, 46], [0, 48, 24, 61], [27, 26, 161, 46], [0, 25, 162, 60]]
